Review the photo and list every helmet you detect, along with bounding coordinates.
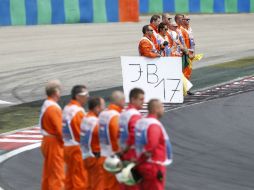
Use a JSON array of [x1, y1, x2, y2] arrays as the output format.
[[103, 155, 123, 173], [116, 163, 142, 186]]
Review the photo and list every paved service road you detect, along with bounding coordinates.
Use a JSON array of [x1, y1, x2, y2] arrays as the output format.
[[0, 14, 254, 104], [1, 91, 253, 190]]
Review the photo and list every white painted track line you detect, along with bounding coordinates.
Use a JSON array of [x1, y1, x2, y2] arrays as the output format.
[[0, 126, 39, 136], [16, 130, 41, 133], [0, 100, 13, 105], [0, 143, 41, 190], [6, 134, 42, 138], [0, 139, 41, 143], [0, 126, 40, 190], [0, 143, 41, 163]]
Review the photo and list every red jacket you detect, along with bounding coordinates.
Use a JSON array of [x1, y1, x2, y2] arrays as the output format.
[[138, 114, 166, 163]]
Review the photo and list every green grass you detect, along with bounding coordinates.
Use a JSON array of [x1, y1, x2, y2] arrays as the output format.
[[191, 57, 254, 90], [0, 106, 40, 133], [0, 57, 254, 134], [213, 57, 254, 68]]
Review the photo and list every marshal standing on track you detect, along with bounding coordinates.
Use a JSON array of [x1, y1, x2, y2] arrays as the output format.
[[80, 96, 106, 190], [135, 99, 173, 190], [39, 80, 65, 190], [99, 91, 126, 190], [119, 88, 145, 190], [62, 85, 89, 190]]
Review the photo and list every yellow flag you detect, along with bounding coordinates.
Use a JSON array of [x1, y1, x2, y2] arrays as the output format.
[[193, 53, 204, 61], [182, 74, 193, 96]]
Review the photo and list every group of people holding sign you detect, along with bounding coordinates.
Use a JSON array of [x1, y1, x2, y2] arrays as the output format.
[[40, 80, 172, 190], [139, 14, 201, 95]]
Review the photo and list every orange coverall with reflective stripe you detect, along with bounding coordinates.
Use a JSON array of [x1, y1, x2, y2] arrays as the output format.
[[181, 26, 191, 50], [83, 111, 104, 190], [64, 100, 88, 190], [167, 30, 183, 57], [102, 104, 122, 190], [181, 26, 193, 79], [139, 36, 159, 58], [41, 98, 65, 190], [149, 23, 162, 52]]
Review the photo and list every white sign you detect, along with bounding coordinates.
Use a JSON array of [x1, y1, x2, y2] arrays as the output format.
[[121, 56, 183, 103]]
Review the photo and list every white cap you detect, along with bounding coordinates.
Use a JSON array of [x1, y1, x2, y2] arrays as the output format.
[[77, 90, 89, 96]]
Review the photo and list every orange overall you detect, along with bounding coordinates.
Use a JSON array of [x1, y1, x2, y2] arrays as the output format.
[[40, 98, 65, 190], [100, 104, 123, 190], [82, 111, 104, 190], [181, 26, 194, 80], [63, 100, 88, 190], [139, 35, 159, 58]]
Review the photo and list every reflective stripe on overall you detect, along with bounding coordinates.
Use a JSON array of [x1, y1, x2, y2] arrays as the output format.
[[157, 34, 171, 56], [168, 31, 181, 56], [177, 28, 185, 46], [80, 116, 98, 159], [188, 27, 195, 52], [39, 99, 61, 136], [139, 37, 157, 54], [99, 110, 119, 157], [135, 118, 173, 166], [62, 105, 85, 146], [119, 108, 141, 149]]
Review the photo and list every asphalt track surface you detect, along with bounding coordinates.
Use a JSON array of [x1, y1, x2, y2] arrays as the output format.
[[1, 14, 254, 105], [1, 91, 254, 190]]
